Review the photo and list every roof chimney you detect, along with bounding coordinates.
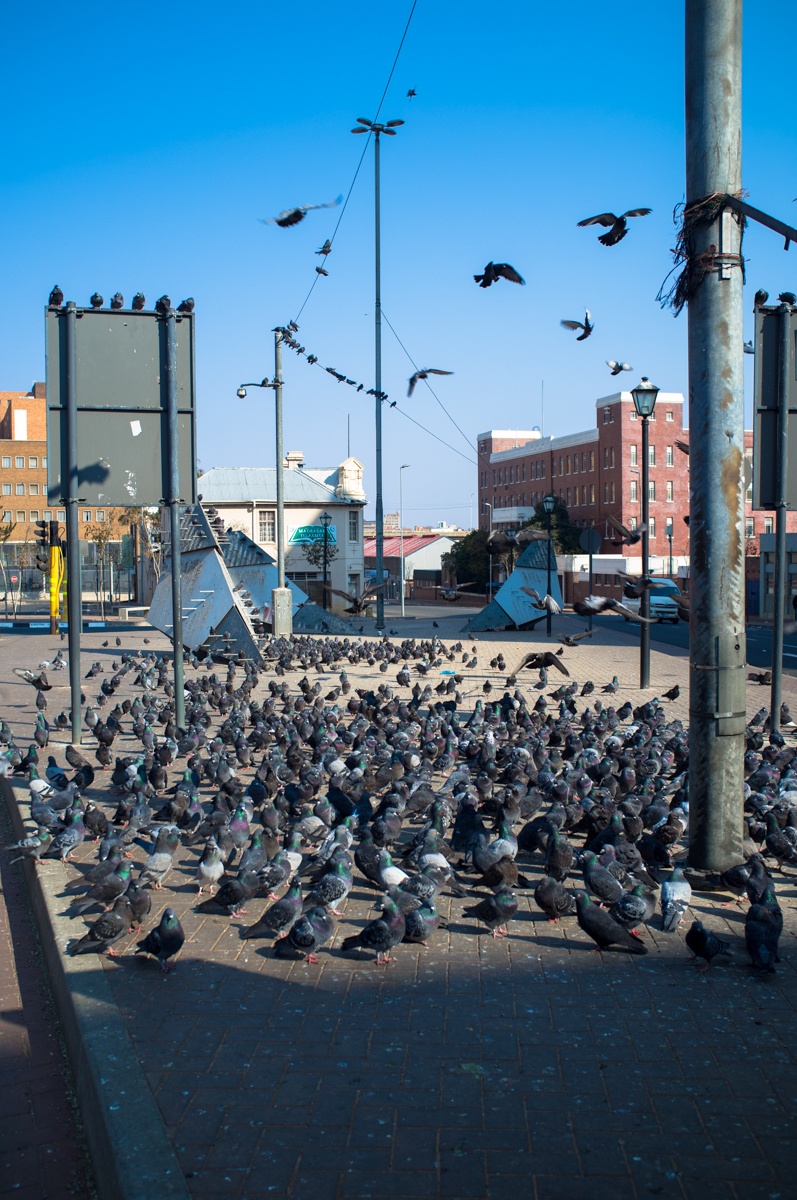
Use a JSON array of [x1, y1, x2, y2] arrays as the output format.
[[284, 451, 304, 470]]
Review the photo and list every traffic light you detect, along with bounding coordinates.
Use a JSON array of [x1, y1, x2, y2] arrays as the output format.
[[34, 520, 49, 573]]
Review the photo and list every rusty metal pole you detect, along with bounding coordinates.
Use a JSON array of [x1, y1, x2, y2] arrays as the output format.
[[686, 0, 745, 871]]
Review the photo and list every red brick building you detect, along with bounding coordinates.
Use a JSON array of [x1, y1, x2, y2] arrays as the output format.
[[478, 391, 796, 572]]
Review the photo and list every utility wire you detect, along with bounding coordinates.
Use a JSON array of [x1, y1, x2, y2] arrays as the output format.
[[293, 1, 418, 322], [381, 309, 474, 454], [390, 403, 477, 465]]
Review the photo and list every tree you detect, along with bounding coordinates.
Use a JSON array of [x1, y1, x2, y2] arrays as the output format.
[[0, 521, 16, 617], [440, 530, 489, 585], [302, 538, 340, 572], [522, 499, 582, 554], [85, 512, 122, 618]]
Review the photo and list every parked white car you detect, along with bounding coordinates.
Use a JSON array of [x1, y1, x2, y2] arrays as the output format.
[[621, 578, 683, 624]]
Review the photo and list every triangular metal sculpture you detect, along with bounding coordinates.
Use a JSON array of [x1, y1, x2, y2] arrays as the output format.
[[147, 506, 263, 661], [463, 538, 563, 632]]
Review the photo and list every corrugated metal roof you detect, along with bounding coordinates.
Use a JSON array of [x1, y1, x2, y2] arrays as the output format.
[[363, 536, 443, 558], [198, 466, 360, 506]]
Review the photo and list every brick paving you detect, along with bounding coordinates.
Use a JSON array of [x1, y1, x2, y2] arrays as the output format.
[[0, 795, 94, 1198], [3, 619, 797, 1198]]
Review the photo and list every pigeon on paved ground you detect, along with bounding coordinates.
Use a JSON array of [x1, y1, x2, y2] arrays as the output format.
[[69, 897, 134, 957], [341, 895, 406, 963], [275, 906, 335, 962], [463, 887, 517, 938], [576, 892, 648, 954], [242, 882, 303, 940], [661, 867, 691, 932], [136, 907, 185, 972], [745, 890, 783, 973], [685, 921, 731, 970]]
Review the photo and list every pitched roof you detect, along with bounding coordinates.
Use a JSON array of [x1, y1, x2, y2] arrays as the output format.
[[197, 466, 360, 506], [363, 536, 445, 558]]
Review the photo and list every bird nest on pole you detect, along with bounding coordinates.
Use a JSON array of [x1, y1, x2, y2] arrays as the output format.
[[657, 191, 746, 316]]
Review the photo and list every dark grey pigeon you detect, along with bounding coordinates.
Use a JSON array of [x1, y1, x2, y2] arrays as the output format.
[[609, 884, 655, 933], [69, 897, 133, 957], [685, 920, 731, 970], [581, 851, 625, 904], [136, 906, 185, 972], [745, 889, 782, 973], [463, 887, 517, 938], [402, 902, 442, 945], [242, 882, 302, 940], [341, 895, 406, 963], [534, 876, 576, 922], [275, 905, 335, 962], [576, 892, 648, 955]]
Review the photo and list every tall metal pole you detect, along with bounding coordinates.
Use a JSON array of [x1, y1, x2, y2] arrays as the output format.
[[64, 302, 82, 746], [274, 331, 285, 590], [165, 308, 185, 729], [686, 0, 745, 871], [546, 509, 553, 638], [374, 129, 385, 631], [588, 543, 593, 633], [322, 524, 329, 610], [770, 304, 792, 735], [399, 468, 405, 618], [640, 414, 651, 688]]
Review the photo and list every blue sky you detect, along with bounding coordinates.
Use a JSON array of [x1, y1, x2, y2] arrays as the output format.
[[2, 1, 795, 526]]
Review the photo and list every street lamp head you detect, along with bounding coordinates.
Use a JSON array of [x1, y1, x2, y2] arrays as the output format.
[[542, 494, 556, 514], [385, 119, 405, 127], [401, 463, 411, 469], [631, 376, 660, 418], [355, 117, 373, 126], [236, 387, 247, 399], [351, 126, 369, 134], [382, 128, 397, 136], [319, 511, 332, 528]]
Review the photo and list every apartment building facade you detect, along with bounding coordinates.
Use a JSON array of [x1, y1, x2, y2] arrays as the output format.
[[0, 385, 63, 543], [478, 390, 797, 570]]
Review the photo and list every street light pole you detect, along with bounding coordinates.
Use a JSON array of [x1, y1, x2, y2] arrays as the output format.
[[631, 377, 659, 690], [400, 464, 410, 617], [351, 115, 404, 632], [236, 325, 291, 635], [484, 501, 493, 595], [543, 494, 556, 637], [320, 511, 331, 609]]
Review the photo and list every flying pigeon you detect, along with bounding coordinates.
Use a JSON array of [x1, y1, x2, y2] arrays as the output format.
[[474, 262, 525, 288], [577, 208, 651, 245], [407, 368, 453, 397], [260, 195, 343, 228], [561, 310, 593, 340]]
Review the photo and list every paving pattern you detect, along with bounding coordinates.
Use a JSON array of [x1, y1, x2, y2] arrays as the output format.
[[3, 618, 797, 1199]]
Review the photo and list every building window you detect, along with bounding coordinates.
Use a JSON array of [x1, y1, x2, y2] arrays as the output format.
[[2, 512, 10, 522], [649, 445, 656, 467], [746, 481, 753, 503], [746, 517, 754, 538], [565, 456, 570, 475], [522, 464, 526, 481], [666, 445, 674, 466], [630, 445, 637, 467], [581, 453, 586, 471], [610, 482, 615, 502], [581, 486, 586, 504], [96, 510, 105, 522], [42, 457, 47, 469], [630, 410, 637, 421], [15, 457, 24, 469], [30, 510, 39, 522], [603, 448, 608, 469], [28, 457, 38, 469], [28, 483, 38, 496], [649, 481, 656, 502], [610, 447, 615, 468], [16, 511, 25, 522], [589, 450, 595, 471], [765, 518, 773, 534], [43, 510, 52, 521], [1, 485, 9, 496], [258, 511, 276, 542], [492, 470, 496, 486], [590, 484, 595, 504], [630, 480, 638, 502], [573, 455, 578, 474], [603, 409, 610, 424], [57, 510, 65, 520], [348, 510, 359, 542], [15, 484, 24, 496], [82, 510, 92, 522], [648, 517, 656, 538], [666, 481, 674, 502], [666, 411, 673, 421], [1, 457, 9, 469], [629, 516, 637, 531], [540, 461, 545, 478], [559, 457, 563, 475]]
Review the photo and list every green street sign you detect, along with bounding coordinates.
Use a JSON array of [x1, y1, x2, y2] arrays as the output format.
[[288, 524, 338, 544]]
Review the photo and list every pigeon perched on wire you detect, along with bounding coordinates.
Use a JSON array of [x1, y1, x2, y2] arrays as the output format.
[[606, 360, 632, 375], [473, 262, 525, 288], [561, 310, 593, 340], [407, 368, 453, 397], [260, 195, 343, 228], [577, 208, 651, 245]]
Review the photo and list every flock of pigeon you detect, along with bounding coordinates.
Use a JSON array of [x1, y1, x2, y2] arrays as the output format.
[[2, 627, 790, 977]]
